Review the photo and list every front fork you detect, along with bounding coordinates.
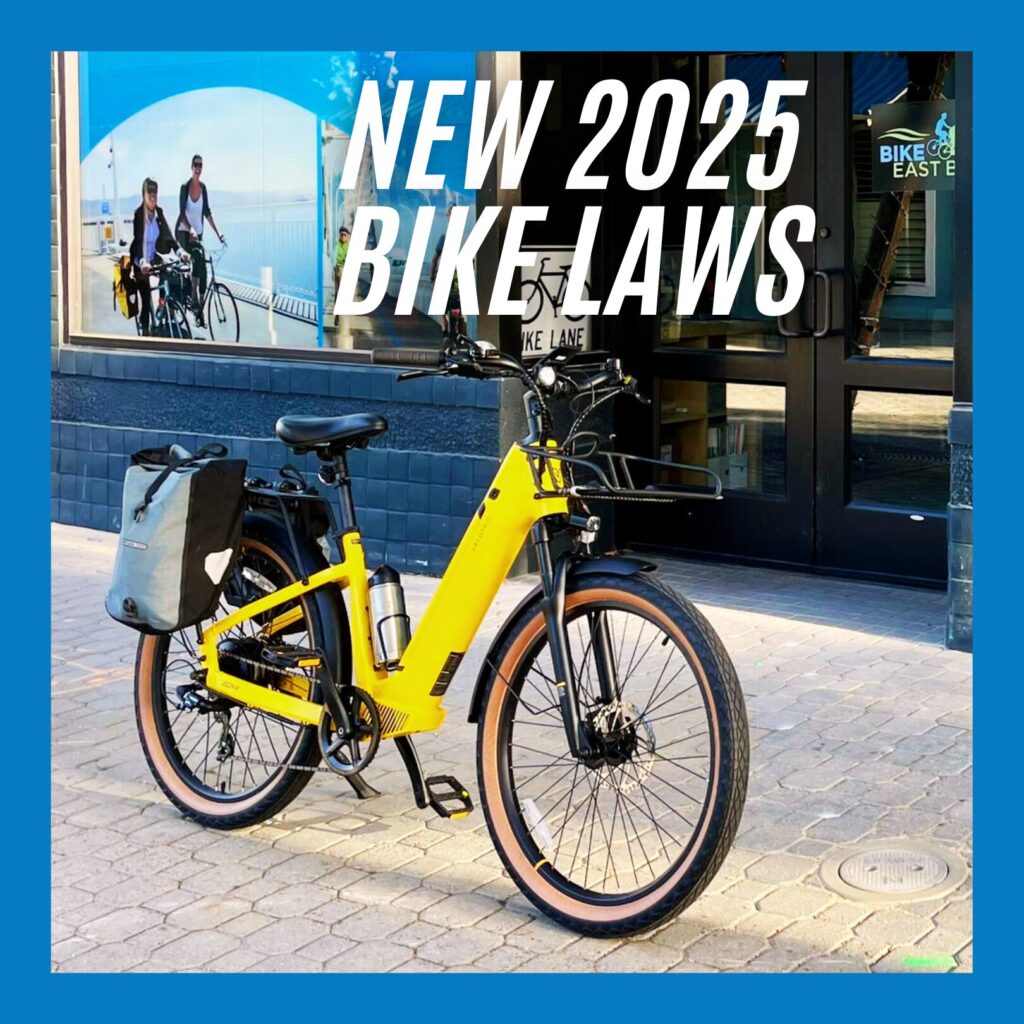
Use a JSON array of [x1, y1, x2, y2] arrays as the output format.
[[532, 522, 619, 759]]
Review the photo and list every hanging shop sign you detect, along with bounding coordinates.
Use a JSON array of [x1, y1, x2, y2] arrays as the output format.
[[520, 248, 592, 357], [870, 100, 956, 191]]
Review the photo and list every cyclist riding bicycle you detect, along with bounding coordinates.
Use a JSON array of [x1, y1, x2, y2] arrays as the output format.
[[175, 154, 225, 328], [131, 177, 189, 336]]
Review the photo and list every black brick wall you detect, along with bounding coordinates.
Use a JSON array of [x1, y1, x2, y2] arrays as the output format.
[[52, 347, 504, 574]]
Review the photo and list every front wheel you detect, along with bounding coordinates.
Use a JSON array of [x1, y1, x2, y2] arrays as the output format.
[[476, 571, 748, 937], [206, 282, 240, 342], [159, 298, 191, 340]]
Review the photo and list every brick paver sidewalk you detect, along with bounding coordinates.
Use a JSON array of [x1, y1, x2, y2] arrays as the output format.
[[52, 524, 972, 973]]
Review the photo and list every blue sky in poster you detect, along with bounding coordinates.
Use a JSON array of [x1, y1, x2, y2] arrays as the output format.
[[78, 51, 477, 189], [77, 50, 478, 311], [79, 88, 316, 207]]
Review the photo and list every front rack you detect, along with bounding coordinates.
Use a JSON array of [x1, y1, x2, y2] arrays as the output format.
[[520, 440, 723, 504]]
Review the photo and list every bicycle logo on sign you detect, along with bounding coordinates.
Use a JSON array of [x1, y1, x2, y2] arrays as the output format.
[[522, 256, 591, 325], [878, 112, 956, 162]]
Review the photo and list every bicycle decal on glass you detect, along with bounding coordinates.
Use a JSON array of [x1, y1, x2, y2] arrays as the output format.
[[871, 101, 957, 191], [522, 255, 592, 325]]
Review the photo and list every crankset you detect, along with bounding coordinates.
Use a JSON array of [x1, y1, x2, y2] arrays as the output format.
[[318, 687, 381, 777]]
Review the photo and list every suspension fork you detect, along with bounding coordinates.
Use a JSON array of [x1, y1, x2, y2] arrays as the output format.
[[531, 522, 591, 759], [589, 609, 620, 703]]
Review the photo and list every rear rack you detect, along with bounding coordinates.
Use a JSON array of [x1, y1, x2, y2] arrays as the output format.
[[519, 441, 723, 504]]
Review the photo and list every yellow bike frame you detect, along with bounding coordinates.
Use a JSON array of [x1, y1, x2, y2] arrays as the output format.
[[200, 443, 567, 739]]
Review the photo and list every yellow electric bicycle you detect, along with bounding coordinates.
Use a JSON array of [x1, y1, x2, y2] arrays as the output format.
[[134, 337, 748, 936]]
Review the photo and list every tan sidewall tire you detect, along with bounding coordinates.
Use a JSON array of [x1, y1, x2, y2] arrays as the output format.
[[479, 579, 744, 934], [135, 537, 319, 824]]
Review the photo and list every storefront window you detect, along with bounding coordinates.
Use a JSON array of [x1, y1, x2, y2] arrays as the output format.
[[849, 390, 951, 512], [851, 53, 955, 361], [72, 51, 476, 353], [658, 380, 786, 496], [658, 53, 788, 355]]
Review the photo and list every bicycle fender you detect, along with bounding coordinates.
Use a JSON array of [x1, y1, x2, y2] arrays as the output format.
[[466, 554, 656, 723], [239, 510, 352, 693], [568, 555, 657, 579]]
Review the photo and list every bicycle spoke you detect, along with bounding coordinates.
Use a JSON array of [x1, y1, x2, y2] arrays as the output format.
[[616, 762, 689, 856], [568, 774, 600, 881], [502, 597, 718, 900], [553, 760, 583, 863], [154, 543, 309, 800], [629, 769, 700, 828], [614, 772, 659, 882]]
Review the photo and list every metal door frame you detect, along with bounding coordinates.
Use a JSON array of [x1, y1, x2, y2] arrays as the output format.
[[813, 53, 953, 584]]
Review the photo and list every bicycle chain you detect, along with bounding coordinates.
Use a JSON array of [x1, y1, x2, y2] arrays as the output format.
[[206, 651, 380, 776], [229, 753, 335, 774], [218, 651, 315, 681], [199, 651, 338, 773]]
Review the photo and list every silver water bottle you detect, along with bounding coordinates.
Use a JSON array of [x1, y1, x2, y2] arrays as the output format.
[[368, 565, 411, 669]]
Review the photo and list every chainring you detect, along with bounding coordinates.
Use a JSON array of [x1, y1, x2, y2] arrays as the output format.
[[317, 687, 381, 777]]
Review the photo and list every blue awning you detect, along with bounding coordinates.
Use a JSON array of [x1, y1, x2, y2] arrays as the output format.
[[725, 52, 909, 120], [852, 53, 910, 114]]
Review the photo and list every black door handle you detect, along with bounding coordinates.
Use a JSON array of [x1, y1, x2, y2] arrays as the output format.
[[776, 270, 835, 339], [812, 270, 833, 339], [777, 314, 806, 338], [775, 271, 811, 338]]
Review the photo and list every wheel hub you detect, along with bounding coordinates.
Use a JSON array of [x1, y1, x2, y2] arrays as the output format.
[[585, 700, 657, 791], [584, 700, 640, 767]]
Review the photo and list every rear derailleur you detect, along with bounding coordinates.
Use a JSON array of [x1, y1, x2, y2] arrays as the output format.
[[175, 681, 233, 715]]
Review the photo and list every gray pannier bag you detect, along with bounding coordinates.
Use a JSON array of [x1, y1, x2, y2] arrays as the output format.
[[105, 443, 248, 634]]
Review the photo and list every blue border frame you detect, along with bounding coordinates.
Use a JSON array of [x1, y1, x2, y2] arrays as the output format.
[[27, 0, 999, 1007]]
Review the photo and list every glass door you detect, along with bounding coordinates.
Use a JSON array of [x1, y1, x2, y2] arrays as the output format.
[[623, 52, 955, 583], [628, 52, 819, 568], [813, 52, 954, 583]]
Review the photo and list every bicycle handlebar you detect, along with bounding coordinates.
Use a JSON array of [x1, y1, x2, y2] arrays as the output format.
[[391, 334, 647, 407], [375, 347, 443, 368]]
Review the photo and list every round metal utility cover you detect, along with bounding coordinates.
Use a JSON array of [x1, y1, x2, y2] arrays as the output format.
[[821, 840, 968, 904]]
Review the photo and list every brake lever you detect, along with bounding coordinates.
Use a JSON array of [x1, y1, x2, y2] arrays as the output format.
[[623, 375, 652, 405], [396, 368, 446, 382]]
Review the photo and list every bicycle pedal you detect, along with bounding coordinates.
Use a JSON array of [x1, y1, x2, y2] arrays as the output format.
[[425, 775, 474, 820], [261, 644, 322, 670]]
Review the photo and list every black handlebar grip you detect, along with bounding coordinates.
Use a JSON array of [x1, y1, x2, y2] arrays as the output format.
[[373, 347, 443, 367]]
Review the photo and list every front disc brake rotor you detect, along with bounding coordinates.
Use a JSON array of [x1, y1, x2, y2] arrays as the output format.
[[592, 699, 656, 793]]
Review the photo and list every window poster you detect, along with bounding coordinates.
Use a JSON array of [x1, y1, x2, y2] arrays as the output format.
[[76, 51, 476, 349]]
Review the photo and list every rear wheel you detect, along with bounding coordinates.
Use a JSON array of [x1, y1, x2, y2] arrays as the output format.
[[562, 278, 589, 322], [134, 518, 340, 829], [522, 281, 544, 325], [477, 571, 748, 937]]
